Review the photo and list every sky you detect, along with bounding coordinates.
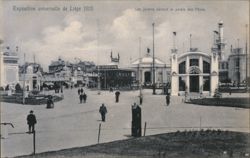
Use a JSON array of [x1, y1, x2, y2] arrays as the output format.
[[0, 0, 249, 71]]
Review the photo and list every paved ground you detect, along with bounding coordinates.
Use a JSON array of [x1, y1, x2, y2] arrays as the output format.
[[1, 88, 249, 157]]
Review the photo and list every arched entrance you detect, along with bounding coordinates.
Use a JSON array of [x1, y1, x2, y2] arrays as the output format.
[[144, 71, 151, 83]]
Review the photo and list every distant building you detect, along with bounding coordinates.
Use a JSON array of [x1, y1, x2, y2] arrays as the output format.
[[97, 52, 135, 89], [228, 47, 247, 84], [0, 48, 19, 88], [46, 57, 97, 87], [48, 57, 73, 73], [19, 63, 43, 91], [131, 51, 170, 88]]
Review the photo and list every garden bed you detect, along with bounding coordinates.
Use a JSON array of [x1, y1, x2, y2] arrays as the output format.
[[187, 97, 250, 109], [0, 94, 63, 105]]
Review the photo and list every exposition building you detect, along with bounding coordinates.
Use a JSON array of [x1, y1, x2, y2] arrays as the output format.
[[170, 47, 219, 96]]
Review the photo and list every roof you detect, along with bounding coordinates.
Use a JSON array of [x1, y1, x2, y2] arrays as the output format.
[[131, 54, 166, 65], [178, 51, 211, 59]]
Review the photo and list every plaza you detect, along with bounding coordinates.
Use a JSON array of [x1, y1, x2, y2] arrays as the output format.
[[1, 88, 249, 157]]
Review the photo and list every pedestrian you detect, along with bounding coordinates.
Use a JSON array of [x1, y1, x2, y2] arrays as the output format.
[[80, 88, 84, 94], [27, 110, 37, 133], [99, 103, 107, 122], [79, 93, 84, 103], [46, 96, 54, 109], [166, 94, 170, 106], [115, 90, 120, 103], [139, 95, 143, 105], [78, 88, 81, 95], [83, 93, 87, 103]]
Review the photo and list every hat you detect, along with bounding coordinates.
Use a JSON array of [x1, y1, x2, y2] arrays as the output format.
[[30, 110, 33, 113]]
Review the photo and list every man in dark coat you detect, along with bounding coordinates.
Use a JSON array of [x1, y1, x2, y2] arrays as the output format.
[[83, 93, 87, 103], [166, 94, 170, 106], [115, 91, 120, 103], [27, 110, 37, 133], [79, 93, 84, 103], [99, 103, 107, 122], [46, 96, 54, 109]]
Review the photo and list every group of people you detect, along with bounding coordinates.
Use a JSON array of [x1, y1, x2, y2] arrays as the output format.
[[27, 87, 171, 132], [78, 88, 87, 103]]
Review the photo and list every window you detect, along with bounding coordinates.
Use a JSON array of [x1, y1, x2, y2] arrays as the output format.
[[203, 76, 210, 91], [179, 61, 186, 74], [235, 58, 240, 67], [190, 59, 199, 66], [222, 63, 225, 69], [203, 61, 210, 73]]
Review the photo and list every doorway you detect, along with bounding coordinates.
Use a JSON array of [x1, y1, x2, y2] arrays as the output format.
[[144, 71, 151, 83], [189, 76, 199, 92]]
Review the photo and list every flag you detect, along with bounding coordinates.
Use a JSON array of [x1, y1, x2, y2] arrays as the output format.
[[147, 48, 150, 53], [173, 32, 176, 36]]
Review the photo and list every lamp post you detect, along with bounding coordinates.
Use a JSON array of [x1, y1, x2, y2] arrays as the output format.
[[245, 24, 248, 88], [152, 23, 156, 95], [139, 37, 143, 104]]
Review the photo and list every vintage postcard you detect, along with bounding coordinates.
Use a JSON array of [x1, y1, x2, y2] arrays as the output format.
[[0, 0, 249, 157]]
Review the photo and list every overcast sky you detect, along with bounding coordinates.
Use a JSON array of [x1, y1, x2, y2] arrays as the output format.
[[0, 0, 249, 70]]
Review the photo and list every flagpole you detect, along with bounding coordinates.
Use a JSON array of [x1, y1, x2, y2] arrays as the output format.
[[190, 34, 192, 51], [22, 53, 26, 104], [139, 37, 142, 100], [152, 23, 156, 95], [97, 19, 101, 95]]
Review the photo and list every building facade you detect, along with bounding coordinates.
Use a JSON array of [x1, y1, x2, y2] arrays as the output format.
[[0, 51, 19, 88], [131, 52, 170, 88], [97, 52, 135, 89], [228, 47, 247, 84], [171, 48, 219, 96], [19, 63, 43, 91]]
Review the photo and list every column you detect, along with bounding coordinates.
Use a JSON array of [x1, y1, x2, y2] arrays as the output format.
[[171, 53, 178, 96], [199, 75, 203, 93], [210, 54, 219, 96], [186, 75, 189, 93]]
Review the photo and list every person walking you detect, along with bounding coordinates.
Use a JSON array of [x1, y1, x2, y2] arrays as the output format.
[[83, 93, 87, 103], [79, 93, 84, 103], [139, 95, 143, 105], [46, 96, 54, 109], [115, 90, 120, 103], [99, 103, 107, 122], [80, 88, 84, 94], [166, 94, 170, 106], [27, 110, 37, 133]]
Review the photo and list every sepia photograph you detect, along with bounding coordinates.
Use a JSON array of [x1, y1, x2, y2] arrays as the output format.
[[0, 0, 249, 157]]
